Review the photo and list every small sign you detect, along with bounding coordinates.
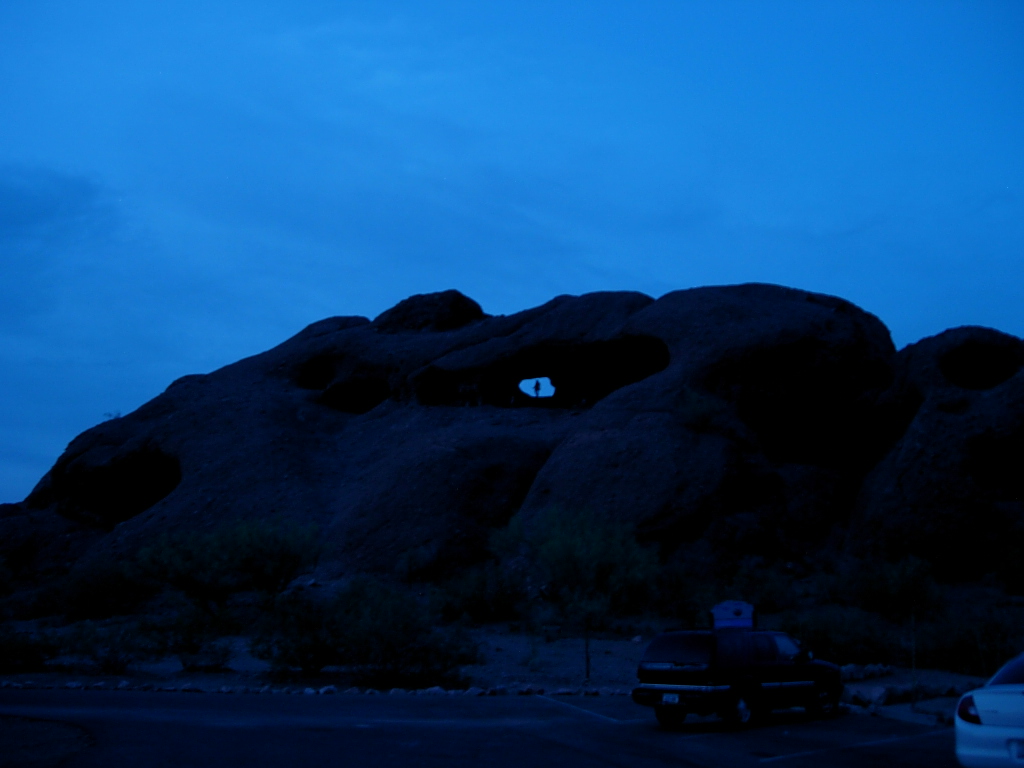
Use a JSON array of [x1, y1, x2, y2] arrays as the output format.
[[711, 600, 755, 630]]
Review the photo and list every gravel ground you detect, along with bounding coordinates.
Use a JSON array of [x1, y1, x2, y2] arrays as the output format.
[[0, 630, 649, 695], [461, 629, 649, 691], [0, 627, 993, 699]]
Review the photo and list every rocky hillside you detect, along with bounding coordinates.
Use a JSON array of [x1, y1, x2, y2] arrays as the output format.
[[2, 284, 1023, 596]]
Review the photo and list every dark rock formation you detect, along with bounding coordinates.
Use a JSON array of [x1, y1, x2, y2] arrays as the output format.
[[3, 285, 1023, 593], [851, 326, 1024, 587], [373, 289, 487, 333]]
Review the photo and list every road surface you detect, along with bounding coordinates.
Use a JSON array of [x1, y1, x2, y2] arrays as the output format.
[[0, 688, 956, 768]]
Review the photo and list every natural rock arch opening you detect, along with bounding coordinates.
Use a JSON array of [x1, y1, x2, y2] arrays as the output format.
[[413, 335, 670, 408], [56, 446, 182, 529], [939, 338, 1024, 390], [319, 374, 392, 414], [519, 377, 555, 398], [702, 338, 895, 469], [294, 355, 393, 414], [293, 354, 337, 390]]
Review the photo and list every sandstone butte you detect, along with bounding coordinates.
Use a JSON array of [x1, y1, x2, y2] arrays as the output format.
[[2, 284, 1022, 595]]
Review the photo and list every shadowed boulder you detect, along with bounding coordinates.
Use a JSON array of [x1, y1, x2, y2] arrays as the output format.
[[851, 326, 1024, 586], [373, 289, 487, 333]]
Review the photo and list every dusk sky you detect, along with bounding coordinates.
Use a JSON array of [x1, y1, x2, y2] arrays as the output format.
[[2, 0, 1023, 503]]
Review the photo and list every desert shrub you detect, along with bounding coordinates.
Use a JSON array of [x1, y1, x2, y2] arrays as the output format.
[[915, 600, 1024, 676], [488, 507, 657, 682], [0, 556, 12, 597], [727, 557, 803, 614], [0, 585, 61, 622], [332, 579, 477, 688], [499, 506, 658, 626], [0, 624, 59, 672], [652, 565, 720, 627], [728, 581, 1024, 675], [137, 519, 319, 612], [60, 620, 156, 674], [771, 600, 1023, 676], [649, 540, 730, 626], [253, 578, 477, 687], [140, 603, 234, 672], [250, 590, 340, 675], [431, 561, 528, 625], [835, 556, 941, 622], [429, 507, 656, 630], [764, 606, 901, 665], [59, 558, 157, 621]]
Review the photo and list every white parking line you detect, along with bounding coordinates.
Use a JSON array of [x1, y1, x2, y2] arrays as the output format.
[[758, 728, 949, 763], [0, 705, 537, 730], [536, 695, 623, 723]]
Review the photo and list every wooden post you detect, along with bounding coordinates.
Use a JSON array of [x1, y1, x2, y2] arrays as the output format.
[[911, 612, 918, 709], [584, 616, 591, 684]]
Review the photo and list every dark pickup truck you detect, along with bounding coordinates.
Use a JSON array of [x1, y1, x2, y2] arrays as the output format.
[[632, 629, 843, 727]]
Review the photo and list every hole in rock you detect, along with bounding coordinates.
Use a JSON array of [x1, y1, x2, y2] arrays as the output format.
[[319, 374, 391, 414], [519, 377, 555, 398], [702, 338, 895, 469], [293, 355, 338, 390], [60, 447, 182, 528], [414, 335, 670, 408], [939, 339, 1023, 390]]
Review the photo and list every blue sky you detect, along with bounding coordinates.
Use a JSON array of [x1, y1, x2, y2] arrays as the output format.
[[1, 0, 1022, 502]]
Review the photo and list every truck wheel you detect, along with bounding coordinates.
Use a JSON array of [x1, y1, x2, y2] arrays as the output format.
[[655, 706, 687, 729], [807, 689, 840, 718]]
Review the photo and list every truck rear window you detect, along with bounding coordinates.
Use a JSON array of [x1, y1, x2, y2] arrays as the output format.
[[642, 633, 713, 664]]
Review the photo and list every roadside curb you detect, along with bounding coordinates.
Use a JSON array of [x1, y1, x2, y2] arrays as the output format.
[[846, 697, 958, 728], [0, 679, 632, 697], [875, 698, 958, 728]]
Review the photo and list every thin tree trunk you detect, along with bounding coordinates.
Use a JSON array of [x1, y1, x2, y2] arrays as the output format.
[[584, 617, 591, 684]]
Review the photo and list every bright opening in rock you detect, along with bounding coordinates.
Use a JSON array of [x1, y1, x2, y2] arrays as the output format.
[[519, 377, 555, 398], [413, 335, 671, 409]]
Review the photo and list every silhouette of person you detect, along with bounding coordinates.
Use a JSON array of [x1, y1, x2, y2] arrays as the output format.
[[533, 379, 541, 398]]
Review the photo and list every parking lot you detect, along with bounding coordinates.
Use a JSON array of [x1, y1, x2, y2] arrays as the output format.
[[0, 687, 957, 768]]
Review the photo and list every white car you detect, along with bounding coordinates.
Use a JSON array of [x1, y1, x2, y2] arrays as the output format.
[[956, 652, 1024, 767]]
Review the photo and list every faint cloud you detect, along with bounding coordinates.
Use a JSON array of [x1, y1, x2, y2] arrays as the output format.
[[0, 164, 114, 244], [0, 165, 118, 325]]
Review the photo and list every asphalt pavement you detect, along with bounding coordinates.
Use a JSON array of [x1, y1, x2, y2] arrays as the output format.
[[0, 688, 958, 768]]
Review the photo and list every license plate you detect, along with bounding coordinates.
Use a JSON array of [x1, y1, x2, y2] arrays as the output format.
[[662, 694, 679, 705]]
